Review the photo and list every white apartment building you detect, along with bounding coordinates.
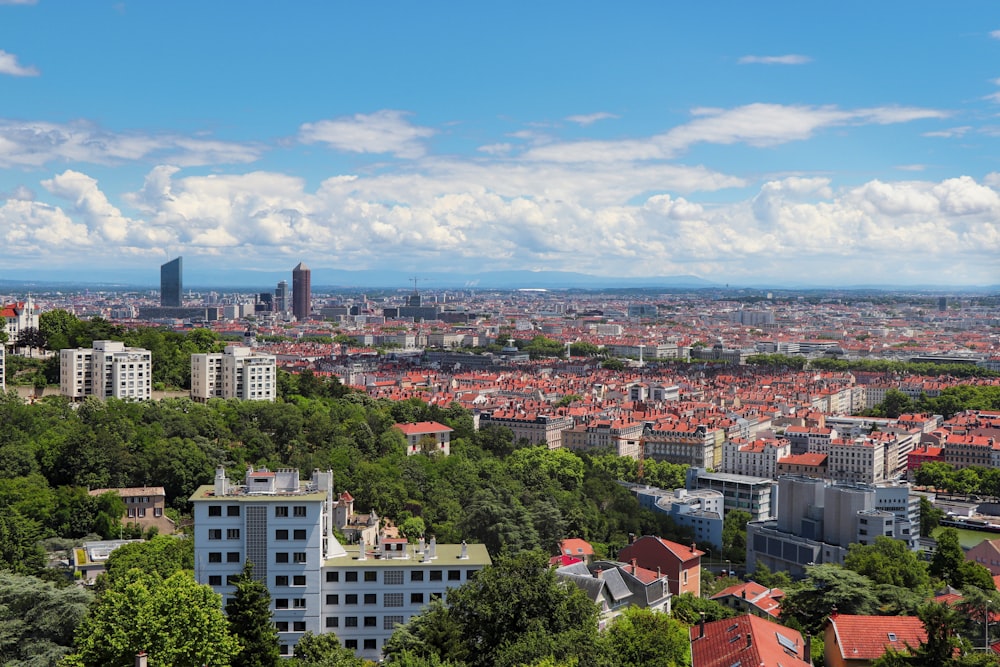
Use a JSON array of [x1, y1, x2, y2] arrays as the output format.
[[60, 340, 152, 400], [827, 438, 887, 485], [191, 467, 490, 661], [721, 437, 791, 479], [1, 296, 39, 344], [191, 345, 276, 402]]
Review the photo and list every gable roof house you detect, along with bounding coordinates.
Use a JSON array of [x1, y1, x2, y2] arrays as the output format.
[[555, 558, 671, 630], [825, 613, 927, 667], [618, 535, 703, 597], [690, 614, 810, 667]]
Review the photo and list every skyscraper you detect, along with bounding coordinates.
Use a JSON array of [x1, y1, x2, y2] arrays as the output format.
[[160, 257, 183, 307], [292, 262, 311, 321], [275, 280, 289, 313]]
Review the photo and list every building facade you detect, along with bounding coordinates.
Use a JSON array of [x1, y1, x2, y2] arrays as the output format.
[[292, 262, 311, 321], [60, 340, 152, 400], [191, 345, 277, 402], [160, 257, 183, 308]]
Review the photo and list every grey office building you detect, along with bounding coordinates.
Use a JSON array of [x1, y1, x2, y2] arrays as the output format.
[[160, 257, 182, 307]]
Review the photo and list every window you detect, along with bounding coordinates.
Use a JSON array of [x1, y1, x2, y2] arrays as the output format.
[[384, 593, 403, 607], [276, 529, 289, 540], [364, 616, 377, 627], [448, 570, 461, 581], [227, 552, 240, 563], [411, 571, 424, 582], [275, 576, 289, 586], [384, 615, 404, 630], [209, 552, 222, 563], [326, 572, 339, 583], [326, 594, 339, 605], [345, 640, 357, 650], [293, 506, 307, 517], [275, 506, 288, 518], [209, 575, 222, 586], [364, 639, 377, 650], [276, 599, 289, 609], [280, 645, 290, 656], [345, 594, 358, 605], [384, 570, 403, 585], [227, 528, 240, 540], [293, 599, 306, 609], [411, 593, 424, 604], [429, 570, 442, 581], [364, 571, 377, 582], [345, 617, 358, 628], [208, 505, 222, 516], [325, 617, 339, 628], [294, 529, 307, 540], [346, 572, 358, 582], [293, 575, 306, 586], [293, 553, 306, 564], [293, 621, 306, 632], [276, 553, 289, 563], [154, 507, 163, 517], [226, 574, 240, 585], [467, 570, 478, 580], [208, 529, 222, 540], [364, 593, 376, 605], [227, 506, 240, 517], [275, 621, 289, 632]]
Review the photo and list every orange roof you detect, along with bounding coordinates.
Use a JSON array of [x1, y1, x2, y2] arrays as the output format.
[[690, 614, 809, 667], [394, 421, 454, 435], [827, 614, 926, 661], [559, 538, 594, 557]]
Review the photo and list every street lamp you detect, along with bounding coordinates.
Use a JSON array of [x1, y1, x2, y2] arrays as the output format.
[[726, 559, 732, 577]]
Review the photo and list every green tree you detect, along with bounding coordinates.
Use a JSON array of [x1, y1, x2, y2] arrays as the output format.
[[781, 565, 880, 635], [227, 561, 280, 667], [721, 510, 751, 563], [919, 496, 945, 536], [0, 571, 93, 666], [69, 569, 240, 667], [748, 561, 792, 590], [103, 535, 194, 584], [844, 536, 930, 591], [931, 528, 995, 590], [0, 506, 45, 574], [291, 631, 366, 666], [872, 389, 916, 418], [400, 517, 427, 542], [669, 593, 735, 624], [39, 308, 82, 351], [384, 598, 465, 664], [601, 607, 690, 667]]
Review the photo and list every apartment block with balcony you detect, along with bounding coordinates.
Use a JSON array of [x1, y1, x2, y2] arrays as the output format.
[[60, 340, 152, 401], [191, 345, 276, 402]]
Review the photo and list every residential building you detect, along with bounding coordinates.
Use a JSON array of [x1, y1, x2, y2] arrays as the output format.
[[965, 537, 1000, 576], [710, 581, 785, 619], [631, 485, 724, 549], [690, 614, 810, 667], [88, 486, 175, 535], [557, 538, 595, 564], [60, 340, 152, 401], [160, 257, 182, 308], [824, 613, 926, 667], [618, 535, 703, 597], [721, 437, 791, 478], [685, 467, 776, 522], [776, 452, 828, 478], [644, 422, 724, 468], [477, 410, 573, 449], [190, 345, 277, 402], [394, 421, 454, 456], [2, 295, 39, 344], [555, 559, 672, 630], [191, 467, 490, 660], [292, 262, 311, 321], [74, 539, 143, 583]]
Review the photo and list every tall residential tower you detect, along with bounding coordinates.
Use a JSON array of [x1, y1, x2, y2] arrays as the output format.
[[292, 262, 311, 321]]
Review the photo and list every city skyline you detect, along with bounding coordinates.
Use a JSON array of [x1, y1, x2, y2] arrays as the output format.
[[0, 3, 999, 287]]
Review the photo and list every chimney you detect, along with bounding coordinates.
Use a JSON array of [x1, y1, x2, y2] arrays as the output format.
[[746, 633, 752, 649], [429, 536, 437, 559], [631, 558, 637, 573], [690, 542, 696, 553], [595, 567, 603, 579], [135, 652, 148, 667], [699, 612, 705, 639], [657, 566, 661, 579], [460, 541, 468, 560], [358, 537, 367, 561], [805, 635, 812, 660]]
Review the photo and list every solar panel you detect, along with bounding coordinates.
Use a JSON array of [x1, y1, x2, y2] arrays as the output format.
[[775, 631, 798, 653]]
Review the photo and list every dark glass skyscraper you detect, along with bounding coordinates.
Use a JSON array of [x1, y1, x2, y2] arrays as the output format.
[[292, 262, 311, 321], [275, 280, 289, 313], [160, 257, 182, 307]]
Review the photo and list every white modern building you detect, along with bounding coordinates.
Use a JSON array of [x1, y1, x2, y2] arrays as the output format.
[[1, 295, 39, 344], [60, 340, 152, 400], [191, 467, 491, 661], [190, 345, 276, 402]]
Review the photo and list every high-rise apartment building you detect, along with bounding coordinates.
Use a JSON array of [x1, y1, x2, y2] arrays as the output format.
[[292, 263, 311, 321], [160, 257, 183, 307], [190, 345, 276, 402], [60, 340, 152, 401], [275, 280, 289, 314], [191, 467, 490, 660]]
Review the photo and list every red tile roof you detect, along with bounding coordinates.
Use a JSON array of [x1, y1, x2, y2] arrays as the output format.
[[394, 421, 454, 435], [827, 613, 926, 661], [690, 614, 809, 667]]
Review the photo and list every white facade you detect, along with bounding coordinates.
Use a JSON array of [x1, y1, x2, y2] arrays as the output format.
[[0, 346, 4, 392], [191, 345, 276, 402], [1, 296, 39, 344], [60, 340, 152, 400], [191, 467, 490, 661], [721, 438, 791, 478]]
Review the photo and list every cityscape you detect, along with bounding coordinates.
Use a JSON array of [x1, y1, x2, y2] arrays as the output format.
[[2, 2, 1000, 667]]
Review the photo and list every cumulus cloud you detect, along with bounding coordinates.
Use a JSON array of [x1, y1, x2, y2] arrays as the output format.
[[738, 54, 812, 65], [0, 119, 262, 168], [298, 110, 435, 159], [0, 49, 39, 76], [991, 30, 1000, 39], [565, 112, 619, 126]]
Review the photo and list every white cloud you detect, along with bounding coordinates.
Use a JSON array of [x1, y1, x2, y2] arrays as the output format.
[[298, 110, 434, 159], [896, 164, 926, 172], [0, 49, 38, 76], [0, 0, 38, 5], [923, 126, 971, 138], [42, 170, 134, 242], [991, 30, 1000, 40], [0, 119, 262, 168], [738, 54, 812, 65], [477, 143, 512, 155], [565, 112, 619, 126]]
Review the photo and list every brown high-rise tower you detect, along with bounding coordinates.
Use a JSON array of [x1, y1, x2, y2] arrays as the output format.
[[292, 262, 311, 321]]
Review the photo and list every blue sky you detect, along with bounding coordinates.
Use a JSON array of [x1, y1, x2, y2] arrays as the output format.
[[1, 1, 998, 286]]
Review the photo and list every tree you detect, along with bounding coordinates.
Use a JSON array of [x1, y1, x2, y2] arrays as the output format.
[[872, 389, 916, 418], [844, 536, 930, 591], [69, 569, 239, 667], [919, 496, 944, 536], [400, 517, 427, 542], [930, 528, 995, 590], [780, 565, 880, 635], [0, 571, 93, 666], [670, 593, 735, 624], [0, 506, 45, 574], [38, 308, 81, 351], [291, 631, 366, 666], [15, 327, 46, 357], [227, 561, 280, 667], [721, 510, 751, 563], [601, 607, 690, 667]]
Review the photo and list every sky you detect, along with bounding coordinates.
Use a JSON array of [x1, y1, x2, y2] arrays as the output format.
[[1, 1, 999, 288]]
